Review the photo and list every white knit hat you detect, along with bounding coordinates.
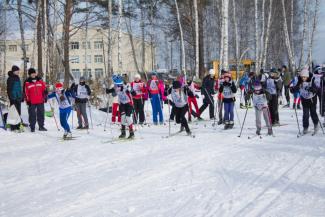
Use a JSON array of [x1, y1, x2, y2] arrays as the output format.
[[209, 69, 214, 75], [134, 74, 141, 79], [300, 67, 309, 77]]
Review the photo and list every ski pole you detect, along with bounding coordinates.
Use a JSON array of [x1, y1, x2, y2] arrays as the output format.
[[103, 98, 110, 131], [49, 100, 60, 131], [293, 104, 302, 136], [167, 98, 171, 137], [238, 107, 249, 137], [266, 106, 274, 136], [0, 106, 6, 130], [234, 100, 241, 127], [71, 107, 74, 129], [88, 101, 93, 129]]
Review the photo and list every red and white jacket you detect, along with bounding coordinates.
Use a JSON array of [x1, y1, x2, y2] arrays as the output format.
[[131, 80, 147, 100], [24, 77, 47, 105]]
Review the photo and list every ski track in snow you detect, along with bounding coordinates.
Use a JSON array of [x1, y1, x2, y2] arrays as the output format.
[[0, 99, 325, 217]]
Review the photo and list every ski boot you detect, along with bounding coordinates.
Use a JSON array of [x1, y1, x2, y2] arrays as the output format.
[[256, 129, 261, 135], [76, 125, 83, 130], [82, 125, 89, 130], [39, 126, 47, 131], [303, 128, 308, 134], [224, 121, 229, 130], [292, 103, 296, 109], [283, 103, 290, 108], [240, 103, 245, 109], [197, 116, 203, 121], [313, 124, 319, 135], [63, 131, 72, 139], [119, 126, 126, 139], [180, 126, 185, 132], [268, 128, 273, 136], [128, 130, 135, 139], [247, 103, 253, 109], [217, 119, 223, 125], [297, 104, 301, 109], [228, 121, 234, 129]]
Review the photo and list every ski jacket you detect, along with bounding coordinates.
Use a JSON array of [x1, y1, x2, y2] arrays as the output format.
[[24, 77, 47, 105], [147, 79, 166, 100], [201, 75, 215, 96], [313, 73, 323, 89], [131, 81, 147, 100], [219, 81, 237, 103], [7, 71, 22, 102], [166, 86, 188, 108], [253, 92, 268, 110], [48, 90, 75, 110], [187, 81, 200, 98], [106, 84, 133, 105], [264, 77, 281, 96], [291, 73, 317, 100], [70, 83, 91, 103]]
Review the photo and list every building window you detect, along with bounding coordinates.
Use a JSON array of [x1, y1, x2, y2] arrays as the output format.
[[71, 69, 81, 79], [94, 41, 103, 49], [94, 55, 103, 63], [82, 41, 91, 49], [83, 69, 92, 79], [0, 45, 5, 52], [70, 56, 80, 64], [82, 55, 91, 64], [95, 68, 103, 79], [8, 45, 17, 52], [70, 42, 79, 50]]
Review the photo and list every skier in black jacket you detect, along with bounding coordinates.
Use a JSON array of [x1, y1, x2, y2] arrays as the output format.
[[199, 69, 216, 119]]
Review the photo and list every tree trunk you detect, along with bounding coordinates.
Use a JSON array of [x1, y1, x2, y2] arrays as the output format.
[[17, 0, 27, 81], [262, 0, 273, 68], [299, 0, 308, 69], [140, 6, 145, 73], [107, 0, 112, 77], [254, 0, 259, 73], [63, 0, 74, 88], [37, 0, 43, 77], [194, 0, 199, 78], [125, 17, 140, 73], [307, 0, 319, 66], [281, 0, 296, 72], [175, 0, 186, 78], [222, 0, 229, 71], [118, 0, 123, 72], [231, 0, 239, 80]]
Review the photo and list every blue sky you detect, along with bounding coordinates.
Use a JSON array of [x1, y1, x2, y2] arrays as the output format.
[[313, 1, 325, 64]]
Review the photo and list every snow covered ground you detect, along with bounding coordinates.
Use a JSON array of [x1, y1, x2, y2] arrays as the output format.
[[0, 98, 325, 217]]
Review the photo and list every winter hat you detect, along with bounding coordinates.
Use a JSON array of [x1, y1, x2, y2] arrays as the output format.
[[172, 80, 181, 89], [270, 68, 276, 73], [11, 65, 20, 72], [313, 65, 321, 74], [249, 71, 256, 77], [254, 81, 262, 91], [28, 68, 36, 75], [224, 72, 232, 80], [134, 74, 141, 80], [209, 69, 215, 75], [112, 75, 123, 85], [282, 65, 287, 70], [300, 67, 309, 77], [79, 76, 86, 81], [55, 83, 64, 90]]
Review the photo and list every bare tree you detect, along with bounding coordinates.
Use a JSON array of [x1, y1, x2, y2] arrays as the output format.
[[194, 0, 199, 77]]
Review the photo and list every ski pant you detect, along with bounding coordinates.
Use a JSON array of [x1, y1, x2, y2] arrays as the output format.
[[175, 104, 190, 133], [301, 96, 319, 129], [224, 102, 234, 122], [9, 100, 21, 131], [112, 103, 121, 123], [255, 107, 271, 131], [188, 96, 200, 120], [167, 100, 175, 120], [284, 85, 291, 105], [293, 92, 301, 105], [28, 103, 45, 130], [244, 91, 251, 106], [75, 102, 89, 127], [316, 88, 325, 116], [119, 103, 133, 129], [199, 96, 214, 119], [267, 94, 279, 124], [133, 98, 145, 124], [150, 94, 163, 124], [59, 107, 72, 133]]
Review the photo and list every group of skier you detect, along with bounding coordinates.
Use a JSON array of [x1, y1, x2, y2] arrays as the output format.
[[1, 63, 325, 139]]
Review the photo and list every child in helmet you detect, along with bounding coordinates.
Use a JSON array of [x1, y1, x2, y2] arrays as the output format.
[[252, 81, 272, 135], [48, 83, 75, 139], [106, 75, 135, 139], [219, 72, 237, 129]]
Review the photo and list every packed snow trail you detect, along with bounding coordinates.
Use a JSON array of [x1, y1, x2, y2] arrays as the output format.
[[0, 101, 325, 217]]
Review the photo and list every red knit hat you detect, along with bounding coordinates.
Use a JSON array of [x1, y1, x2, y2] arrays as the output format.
[[55, 83, 63, 90]]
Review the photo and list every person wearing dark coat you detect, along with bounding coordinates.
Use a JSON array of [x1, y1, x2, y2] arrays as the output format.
[[199, 69, 216, 119], [6, 65, 23, 131]]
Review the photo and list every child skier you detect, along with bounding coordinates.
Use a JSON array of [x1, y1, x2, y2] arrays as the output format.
[[291, 67, 320, 134], [106, 75, 135, 139], [219, 72, 237, 129], [48, 83, 75, 139], [252, 81, 273, 136], [131, 74, 147, 125], [186, 78, 201, 122], [263, 68, 281, 126], [166, 80, 192, 135], [147, 73, 165, 125]]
